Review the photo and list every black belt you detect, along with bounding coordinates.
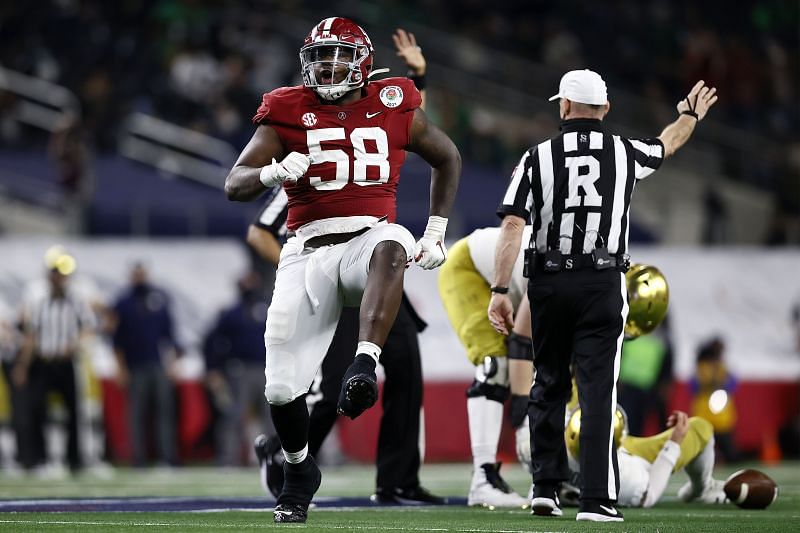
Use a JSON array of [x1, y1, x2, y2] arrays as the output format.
[[534, 253, 627, 272], [304, 226, 371, 248]]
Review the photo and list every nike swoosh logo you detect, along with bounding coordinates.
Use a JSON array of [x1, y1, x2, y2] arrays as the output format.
[[366, 111, 383, 119], [599, 505, 618, 515]]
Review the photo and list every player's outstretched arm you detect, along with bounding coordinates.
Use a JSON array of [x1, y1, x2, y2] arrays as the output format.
[[225, 125, 309, 202], [658, 80, 718, 158], [406, 108, 460, 218]]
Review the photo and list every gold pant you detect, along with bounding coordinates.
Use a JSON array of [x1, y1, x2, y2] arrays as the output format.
[[438, 238, 506, 366], [621, 417, 713, 472]]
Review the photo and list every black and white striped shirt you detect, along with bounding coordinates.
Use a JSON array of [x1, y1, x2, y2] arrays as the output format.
[[25, 289, 95, 358], [498, 119, 663, 255], [253, 187, 289, 240]]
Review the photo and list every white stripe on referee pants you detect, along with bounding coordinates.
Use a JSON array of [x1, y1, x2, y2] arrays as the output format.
[[607, 271, 629, 500]]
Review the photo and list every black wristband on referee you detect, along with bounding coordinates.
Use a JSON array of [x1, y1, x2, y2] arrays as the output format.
[[490, 286, 509, 294], [680, 110, 699, 120], [407, 71, 426, 91]]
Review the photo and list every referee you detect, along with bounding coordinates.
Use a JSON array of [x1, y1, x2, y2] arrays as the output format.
[[12, 252, 96, 473], [248, 187, 444, 505], [488, 70, 717, 522]]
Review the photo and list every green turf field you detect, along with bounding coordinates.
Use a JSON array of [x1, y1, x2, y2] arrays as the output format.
[[0, 462, 797, 531]]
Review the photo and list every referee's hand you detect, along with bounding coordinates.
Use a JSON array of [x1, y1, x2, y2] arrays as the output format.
[[677, 80, 718, 121], [488, 293, 514, 335]]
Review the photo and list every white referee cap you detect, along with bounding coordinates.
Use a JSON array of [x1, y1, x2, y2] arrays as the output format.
[[549, 69, 608, 105]]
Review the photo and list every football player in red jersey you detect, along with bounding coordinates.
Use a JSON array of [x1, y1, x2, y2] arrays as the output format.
[[224, 17, 460, 523]]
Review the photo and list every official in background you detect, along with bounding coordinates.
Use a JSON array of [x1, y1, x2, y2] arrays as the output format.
[[204, 271, 275, 466], [248, 186, 443, 504], [12, 251, 95, 473], [111, 263, 181, 467], [488, 70, 717, 522]]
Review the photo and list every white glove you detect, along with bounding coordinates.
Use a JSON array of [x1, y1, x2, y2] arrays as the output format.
[[259, 152, 312, 188], [414, 216, 448, 270], [515, 416, 532, 473]]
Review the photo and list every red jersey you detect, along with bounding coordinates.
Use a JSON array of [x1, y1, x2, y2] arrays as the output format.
[[252, 77, 422, 231]]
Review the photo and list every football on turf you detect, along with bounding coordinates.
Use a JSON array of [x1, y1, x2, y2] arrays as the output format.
[[724, 469, 778, 509]]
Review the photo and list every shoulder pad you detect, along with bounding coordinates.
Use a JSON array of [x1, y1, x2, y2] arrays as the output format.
[[252, 86, 310, 125]]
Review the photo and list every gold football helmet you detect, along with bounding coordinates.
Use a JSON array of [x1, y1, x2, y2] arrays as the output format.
[[625, 263, 669, 339], [565, 405, 629, 460]]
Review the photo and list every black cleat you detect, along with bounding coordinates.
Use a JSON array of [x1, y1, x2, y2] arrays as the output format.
[[254, 434, 283, 498], [337, 354, 378, 419], [273, 503, 308, 523], [576, 499, 624, 522], [273, 456, 322, 524], [531, 483, 563, 517], [370, 485, 448, 506]]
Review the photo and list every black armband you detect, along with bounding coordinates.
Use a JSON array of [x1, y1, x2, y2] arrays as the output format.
[[407, 71, 427, 91], [680, 110, 699, 120], [490, 286, 509, 294]]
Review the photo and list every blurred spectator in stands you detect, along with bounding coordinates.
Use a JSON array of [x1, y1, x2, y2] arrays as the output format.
[[203, 270, 273, 466], [618, 316, 674, 436], [701, 185, 729, 245], [48, 113, 92, 234], [541, 17, 583, 69], [12, 250, 95, 475], [690, 337, 740, 462], [212, 53, 259, 146], [111, 263, 180, 467], [79, 69, 118, 152]]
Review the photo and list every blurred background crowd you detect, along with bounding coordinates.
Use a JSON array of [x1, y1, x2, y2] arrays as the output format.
[[0, 0, 797, 241]]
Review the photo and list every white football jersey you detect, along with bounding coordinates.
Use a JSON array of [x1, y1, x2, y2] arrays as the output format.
[[466, 226, 533, 310]]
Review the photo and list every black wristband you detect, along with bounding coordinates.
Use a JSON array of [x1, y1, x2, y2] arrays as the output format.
[[680, 110, 699, 120], [490, 286, 509, 294], [407, 71, 426, 91]]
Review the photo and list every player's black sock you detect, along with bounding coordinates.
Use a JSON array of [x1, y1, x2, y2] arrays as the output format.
[[270, 395, 309, 453]]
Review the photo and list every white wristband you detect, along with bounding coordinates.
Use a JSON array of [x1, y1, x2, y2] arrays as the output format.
[[259, 159, 281, 189], [423, 216, 448, 239]]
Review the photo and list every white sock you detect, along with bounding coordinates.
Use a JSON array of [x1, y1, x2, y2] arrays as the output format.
[[357, 341, 381, 365], [283, 444, 308, 464], [686, 437, 715, 491], [468, 396, 504, 470]]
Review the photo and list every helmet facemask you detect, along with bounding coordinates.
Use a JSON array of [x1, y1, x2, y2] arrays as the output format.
[[300, 42, 371, 101]]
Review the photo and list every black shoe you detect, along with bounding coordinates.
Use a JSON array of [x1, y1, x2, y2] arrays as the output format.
[[337, 354, 378, 419], [558, 481, 580, 507], [370, 485, 448, 505], [273, 503, 308, 523], [576, 499, 624, 522], [273, 456, 322, 523], [531, 483, 563, 517], [254, 434, 284, 498]]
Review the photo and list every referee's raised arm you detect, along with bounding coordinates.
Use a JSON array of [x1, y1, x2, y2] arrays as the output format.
[[489, 69, 717, 523], [658, 80, 718, 157]]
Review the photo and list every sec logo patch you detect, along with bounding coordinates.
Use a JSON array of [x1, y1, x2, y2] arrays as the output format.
[[301, 112, 317, 127], [379, 86, 404, 108]]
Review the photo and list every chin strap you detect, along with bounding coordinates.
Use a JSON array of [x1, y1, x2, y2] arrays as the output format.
[[367, 67, 390, 79]]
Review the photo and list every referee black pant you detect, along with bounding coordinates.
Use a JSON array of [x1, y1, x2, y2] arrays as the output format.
[[28, 357, 82, 471], [308, 297, 424, 491], [527, 268, 627, 501]]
